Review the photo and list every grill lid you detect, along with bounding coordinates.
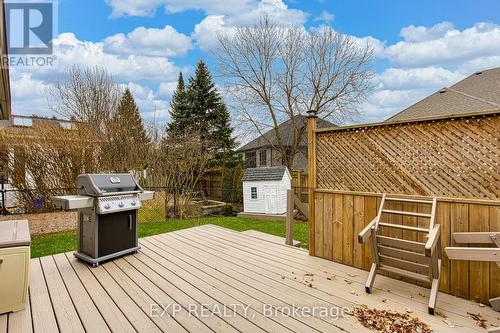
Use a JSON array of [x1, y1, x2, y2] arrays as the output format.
[[77, 173, 142, 196]]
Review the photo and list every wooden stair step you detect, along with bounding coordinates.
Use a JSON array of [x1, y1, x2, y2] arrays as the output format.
[[378, 264, 430, 283], [382, 209, 432, 218], [378, 222, 429, 233], [379, 255, 429, 275]]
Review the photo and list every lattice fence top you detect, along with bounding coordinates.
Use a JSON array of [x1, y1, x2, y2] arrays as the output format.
[[315, 113, 500, 199]]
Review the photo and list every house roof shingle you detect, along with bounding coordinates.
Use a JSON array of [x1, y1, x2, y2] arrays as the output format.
[[386, 67, 500, 122], [242, 166, 287, 182], [238, 115, 335, 152]]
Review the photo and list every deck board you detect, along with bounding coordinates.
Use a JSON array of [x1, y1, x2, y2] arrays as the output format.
[[144, 235, 360, 333], [52, 253, 110, 333], [199, 224, 500, 324], [140, 239, 312, 333], [0, 314, 7, 333], [4, 225, 498, 333], [29, 259, 59, 333], [7, 289, 32, 333], [39, 256, 85, 333], [169, 228, 462, 332], [67, 254, 136, 333]]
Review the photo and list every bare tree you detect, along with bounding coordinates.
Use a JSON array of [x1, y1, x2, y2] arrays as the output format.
[[216, 16, 373, 169], [148, 135, 212, 219], [48, 65, 121, 127], [48, 66, 152, 172]]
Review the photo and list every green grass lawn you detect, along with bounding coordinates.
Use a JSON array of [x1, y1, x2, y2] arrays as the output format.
[[30, 216, 308, 258]]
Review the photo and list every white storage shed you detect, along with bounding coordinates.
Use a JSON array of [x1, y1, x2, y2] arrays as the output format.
[[242, 166, 292, 215]]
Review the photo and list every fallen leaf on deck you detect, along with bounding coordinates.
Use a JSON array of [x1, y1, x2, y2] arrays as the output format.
[[467, 312, 487, 329], [353, 305, 432, 333]]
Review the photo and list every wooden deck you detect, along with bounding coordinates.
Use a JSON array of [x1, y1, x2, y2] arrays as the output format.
[[1, 225, 498, 332]]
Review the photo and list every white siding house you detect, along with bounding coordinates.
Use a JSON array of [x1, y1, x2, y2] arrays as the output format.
[[242, 166, 291, 215]]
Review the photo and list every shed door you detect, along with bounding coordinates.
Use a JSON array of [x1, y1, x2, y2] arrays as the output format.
[[264, 186, 278, 214]]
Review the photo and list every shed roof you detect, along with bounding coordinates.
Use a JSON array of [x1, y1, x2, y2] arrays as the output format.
[[242, 166, 288, 182]]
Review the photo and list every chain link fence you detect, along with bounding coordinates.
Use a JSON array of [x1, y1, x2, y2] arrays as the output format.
[[0, 184, 244, 221]]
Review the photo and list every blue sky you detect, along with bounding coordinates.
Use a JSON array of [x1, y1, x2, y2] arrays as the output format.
[[10, 0, 500, 129]]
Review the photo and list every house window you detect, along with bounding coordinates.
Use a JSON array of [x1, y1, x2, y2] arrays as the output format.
[[259, 149, 267, 166], [251, 187, 257, 199], [245, 151, 256, 168]]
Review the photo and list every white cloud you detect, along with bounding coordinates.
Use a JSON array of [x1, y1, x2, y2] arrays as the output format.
[[157, 81, 178, 97], [358, 66, 466, 123], [375, 67, 465, 90], [10, 70, 51, 117], [106, 0, 308, 52], [104, 0, 257, 17], [121, 82, 171, 121], [192, 0, 307, 51], [11, 33, 184, 121], [104, 0, 302, 19], [358, 88, 431, 123], [226, 0, 307, 26], [192, 15, 236, 51], [314, 10, 334, 24], [104, 25, 192, 57], [353, 21, 500, 123], [384, 22, 500, 68], [47, 33, 183, 83], [399, 21, 454, 42]]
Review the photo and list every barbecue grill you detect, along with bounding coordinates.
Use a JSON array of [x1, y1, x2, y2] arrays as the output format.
[[52, 173, 154, 267]]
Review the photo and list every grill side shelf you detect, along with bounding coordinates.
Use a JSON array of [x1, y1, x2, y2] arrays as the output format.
[[52, 195, 94, 210]]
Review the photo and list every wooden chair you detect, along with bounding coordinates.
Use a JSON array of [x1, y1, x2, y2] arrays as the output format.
[[445, 232, 500, 313], [358, 194, 441, 314]]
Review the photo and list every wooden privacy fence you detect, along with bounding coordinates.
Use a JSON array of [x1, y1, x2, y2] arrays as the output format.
[[312, 190, 499, 304], [306, 110, 500, 304], [315, 111, 499, 199]]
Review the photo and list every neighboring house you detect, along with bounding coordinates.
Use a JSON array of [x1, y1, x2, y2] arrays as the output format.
[[0, 115, 83, 186], [387, 67, 500, 122], [241, 166, 291, 215], [238, 115, 335, 171]]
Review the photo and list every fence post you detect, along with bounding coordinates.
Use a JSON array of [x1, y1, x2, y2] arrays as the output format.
[[307, 110, 317, 255], [0, 175, 6, 215], [286, 189, 294, 245]]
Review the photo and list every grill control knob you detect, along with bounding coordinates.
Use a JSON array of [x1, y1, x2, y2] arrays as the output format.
[[104, 203, 111, 209], [131, 200, 136, 206], [119, 201, 124, 208]]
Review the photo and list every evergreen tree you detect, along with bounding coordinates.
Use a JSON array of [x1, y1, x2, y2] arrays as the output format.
[[185, 60, 236, 165], [166, 72, 189, 137], [110, 88, 150, 171]]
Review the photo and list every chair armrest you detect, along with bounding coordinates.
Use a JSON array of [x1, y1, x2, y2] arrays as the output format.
[[358, 217, 377, 244], [425, 224, 441, 257]]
